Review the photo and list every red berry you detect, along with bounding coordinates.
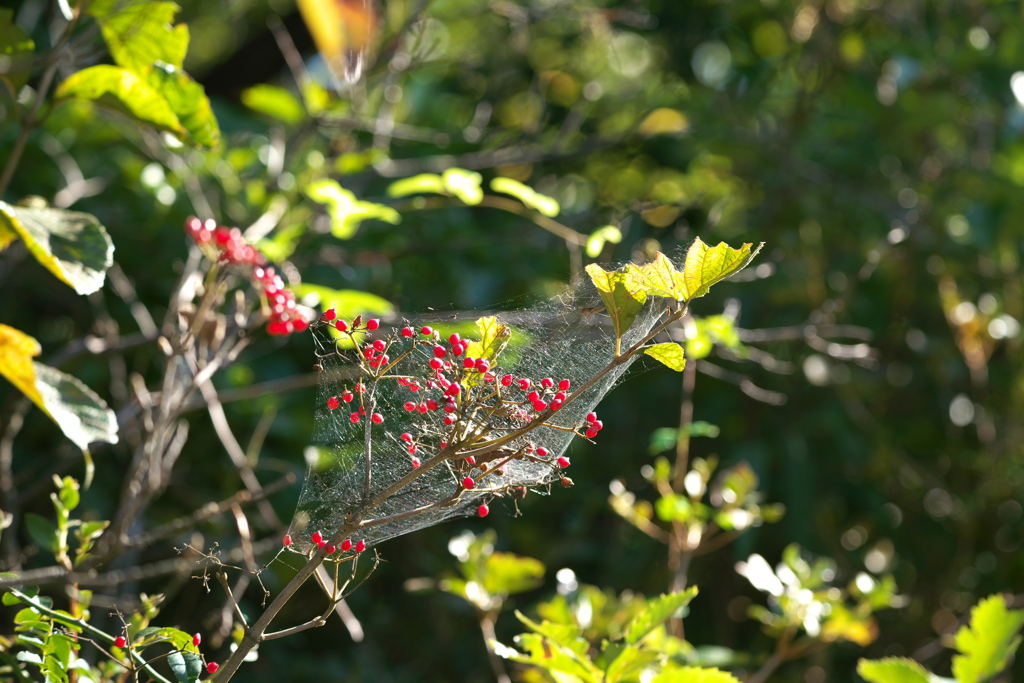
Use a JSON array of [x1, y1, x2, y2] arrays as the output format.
[[366, 319, 380, 330], [537, 447, 549, 457], [433, 345, 447, 358], [465, 456, 476, 465], [484, 372, 496, 383], [449, 333, 461, 345], [350, 412, 361, 423], [533, 400, 548, 412], [443, 402, 457, 414], [451, 343, 464, 356], [541, 377, 554, 388], [557, 456, 570, 468], [193, 633, 202, 647], [341, 539, 352, 551], [342, 391, 354, 402], [371, 413, 383, 424], [408, 444, 418, 454], [586, 412, 597, 423], [518, 379, 531, 390], [404, 401, 416, 411], [355, 540, 366, 552], [324, 543, 336, 555], [550, 399, 563, 410], [335, 320, 348, 332], [401, 326, 414, 337], [445, 384, 461, 396], [463, 358, 475, 369], [293, 319, 309, 333], [207, 662, 219, 674], [501, 374, 513, 386], [462, 477, 475, 489], [527, 390, 540, 402], [372, 339, 386, 352], [429, 358, 443, 369], [559, 379, 571, 391], [555, 391, 567, 401], [475, 359, 490, 373], [478, 504, 490, 517], [443, 415, 455, 425], [114, 636, 127, 648], [586, 427, 598, 438], [401, 432, 413, 442], [311, 531, 323, 545], [426, 399, 439, 410], [323, 308, 337, 321], [411, 457, 421, 468], [283, 534, 292, 546], [327, 396, 341, 410], [593, 420, 604, 430], [417, 403, 428, 413], [421, 326, 433, 335]]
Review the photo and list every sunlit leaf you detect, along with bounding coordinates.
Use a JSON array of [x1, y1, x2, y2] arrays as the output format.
[[306, 178, 400, 239], [144, 62, 220, 147], [644, 342, 686, 371], [602, 643, 661, 683], [291, 283, 394, 321], [0, 9, 34, 98], [33, 362, 119, 452], [856, 657, 932, 683], [0, 201, 113, 295], [585, 263, 646, 352], [623, 588, 698, 644], [680, 238, 763, 301], [651, 666, 741, 683], [0, 323, 44, 407], [87, 0, 189, 73], [629, 252, 686, 300], [491, 177, 560, 217], [442, 168, 484, 205], [387, 174, 447, 197], [952, 595, 1024, 683], [482, 552, 545, 596], [298, 0, 378, 84], [241, 84, 305, 125], [585, 225, 623, 258], [638, 108, 690, 136], [56, 65, 186, 139]]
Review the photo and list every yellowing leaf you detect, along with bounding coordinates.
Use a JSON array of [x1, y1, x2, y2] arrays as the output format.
[[464, 316, 511, 364], [651, 666, 740, 683], [0, 202, 114, 295], [681, 238, 763, 301], [585, 263, 646, 353], [57, 65, 185, 137], [638, 108, 690, 136], [86, 0, 189, 73], [643, 343, 686, 371], [0, 219, 17, 251], [241, 84, 305, 125], [0, 324, 44, 407], [298, 0, 378, 85], [856, 658, 932, 683], [629, 252, 687, 301]]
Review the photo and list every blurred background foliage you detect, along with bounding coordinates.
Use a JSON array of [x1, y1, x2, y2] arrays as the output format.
[[2, 0, 1024, 680]]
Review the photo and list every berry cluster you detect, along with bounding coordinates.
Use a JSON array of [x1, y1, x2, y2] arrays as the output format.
[[184, 216, 310, 337], [308, 530, 366, 557]]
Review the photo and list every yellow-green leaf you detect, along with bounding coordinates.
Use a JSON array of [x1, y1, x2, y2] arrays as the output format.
[[585, 263, 646, 351], [0, 9, 35, 98], [952, 595, 1024, 683], [305, 179, 400, 239], [56, 65, 185, 138], [651, 666, 740, 683], [387, 173, 447, 197], [490, 177, 560, 217], [0, 201, 114, 295], [87, 0, 189, 73], [241, 84, 305, 125], [681, 237, 763, 301], [143, 62, 220, 148], [629, 252, 687, 301], [856, 658, 932, 683], [624, 588, 699, 644], [291, 283, 394, 321], [463, 316, 511, 365], [0, 324, 44, 407], [442, 168, 483, 205], [643, 342, 686, 371], [585, 225, 622, 258]]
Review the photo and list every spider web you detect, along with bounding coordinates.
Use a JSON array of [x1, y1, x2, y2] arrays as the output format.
[[285, 274, 666, 553]]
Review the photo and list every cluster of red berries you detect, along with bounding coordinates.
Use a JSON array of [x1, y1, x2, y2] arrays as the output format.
[[184, 216, 310, 337], [582, 411, 604, 438], [302, 530, 366, 556], [113, 632, 217, 673]]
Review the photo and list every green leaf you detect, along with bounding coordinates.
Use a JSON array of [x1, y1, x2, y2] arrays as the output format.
[[680, 238, 763, 301], [584, 263, 646, 351], [241, 84, 305, 125], [442, 168, 483, 205], [24, 513, 58, 553], [143, 62, 220, 147], [305, 179, 401, 239], [624, 588, 699, 644], [515, 611, 591, 658], [651, 665, 741, 683], [290, 284, 395, 321], [482, 552, 545, 596], [387, 173, 447, 197], [602, 642, 661, 683], [857, 657, 933, 683], [167, 650, 203, 683], [0, 202, 113, 295], [503, 632, 600, 682], [951, 595, 1024, 683], [644, 342, 686, 371], [32, 362, 119, 453], [629, 252, 687, 301], [56, 65, 186, 138], [585, 225, 623, 258], [87, 0, 189, 73], [0, 9, 35, 97], [490, 177, 560, 217]]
